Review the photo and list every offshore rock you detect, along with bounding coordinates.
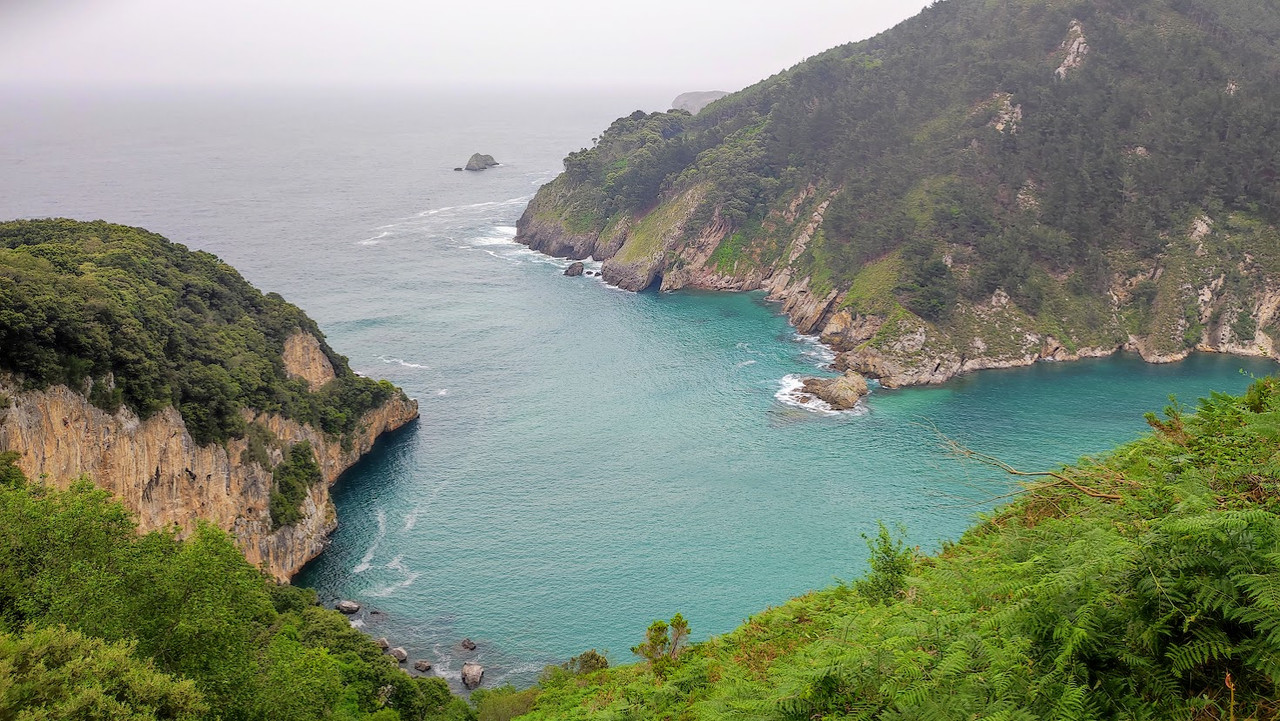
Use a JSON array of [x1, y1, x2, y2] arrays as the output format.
[[390, 647, 408, 662], [413, 660, 432, 672], [461, 662, 484, 689], [464, 153, 499, 171], [564, 262, 585, 277], [460, 638, 477, 651], [800, 372, 869, 410], [0, 373, 419, 582], [376, 638, 390, 649], [335, 600, 361, 614]]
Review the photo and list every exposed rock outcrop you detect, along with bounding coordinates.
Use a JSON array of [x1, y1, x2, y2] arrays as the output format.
[[799, 372, 869, 410], [461, 662, 484, 689], [0, 374, 418, 581], [284, 332, 337, 391], [564, 262, 585, 277], [465, 154, 499, 171], [671, 91, 730, 115]]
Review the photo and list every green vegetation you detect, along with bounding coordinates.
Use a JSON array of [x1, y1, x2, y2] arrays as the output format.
[[269, 441, 323, 529], [510, 378, 1280, 719], [530, 0, 1280, 355], [0, 219, 398, 447], [0, 453, 471, 721]]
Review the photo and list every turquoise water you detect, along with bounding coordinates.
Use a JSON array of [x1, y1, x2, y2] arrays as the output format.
[[5, 88, 1276, 691]]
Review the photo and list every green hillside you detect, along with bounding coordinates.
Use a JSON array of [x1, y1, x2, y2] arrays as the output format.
[[0, 219, 399, 447], [517, 0, 1280, 384]]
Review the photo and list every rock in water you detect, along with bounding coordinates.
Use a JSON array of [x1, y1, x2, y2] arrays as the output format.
[[464, 154, 499, 171], [800, 371, 869, 410], [460, 638, 477, 651], [390, 647, 408, 662], [413, 660, 432, 672], [461, 662, 484, 689], [375, 637, 390, 649], [564, 262, 585, 277], [335, 600, 361, 614]]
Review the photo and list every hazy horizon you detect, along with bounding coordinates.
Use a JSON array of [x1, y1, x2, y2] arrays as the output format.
[[1, 0, 925, 93]]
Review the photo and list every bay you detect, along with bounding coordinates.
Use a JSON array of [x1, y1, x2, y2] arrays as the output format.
[[2, 86, 1274, 689]]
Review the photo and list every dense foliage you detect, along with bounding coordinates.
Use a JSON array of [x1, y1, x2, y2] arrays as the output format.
[[533, 0, 1280, 348], [514, 378, 1280, 719], [0, 456, 472, 721], [0, 219, 397, 446]]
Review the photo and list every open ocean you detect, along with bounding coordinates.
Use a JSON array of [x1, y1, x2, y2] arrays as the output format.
[[3, 86, 1276, 690]]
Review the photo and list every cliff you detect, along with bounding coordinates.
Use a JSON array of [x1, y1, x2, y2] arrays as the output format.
[[670, 91, 729, 115], [0, 347, 416, 582], [0, 219, 421, 579], [516, 0, 1280, 387]]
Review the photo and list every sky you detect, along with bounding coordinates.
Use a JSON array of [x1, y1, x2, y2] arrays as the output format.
[[0, 0, 925, 91]]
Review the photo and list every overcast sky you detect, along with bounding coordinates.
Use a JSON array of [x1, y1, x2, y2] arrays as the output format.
[[0, 0, 924, 91]]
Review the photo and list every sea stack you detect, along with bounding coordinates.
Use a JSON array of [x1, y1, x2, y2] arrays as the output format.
[[800, 371, 869, 410], [464, 153, 499, 171]]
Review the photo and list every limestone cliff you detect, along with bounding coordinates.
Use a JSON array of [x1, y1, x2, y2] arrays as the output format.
[[0, 374, 418, 581], [284, 332, 338, 391]]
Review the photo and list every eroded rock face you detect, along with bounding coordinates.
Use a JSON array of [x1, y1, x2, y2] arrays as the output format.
[[283, 332, 337, 391], [800, 372, 869, 410], [461, 662, 484, 689], [0, 375, 418, 581]]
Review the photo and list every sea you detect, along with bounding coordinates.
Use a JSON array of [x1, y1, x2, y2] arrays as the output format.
[[3, 86, 1276, 691]]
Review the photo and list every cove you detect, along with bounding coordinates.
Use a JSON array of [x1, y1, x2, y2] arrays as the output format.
[[298, 252, 1277, 689]]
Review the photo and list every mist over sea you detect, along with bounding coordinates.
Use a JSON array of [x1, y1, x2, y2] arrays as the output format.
[[3, 86, 1275, 690]]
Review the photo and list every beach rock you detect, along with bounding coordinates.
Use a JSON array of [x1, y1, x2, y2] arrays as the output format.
[[460, 638, 477, 651], [390, 647, 408, 662], [376, 637, 389, 649], [335, 600, 361, 614], [413, 660, 432, 672], [464, 154, 499, 171], [461, 662, 484, 689], [564, 262, 585, 277], [800, 371, 869, 410]]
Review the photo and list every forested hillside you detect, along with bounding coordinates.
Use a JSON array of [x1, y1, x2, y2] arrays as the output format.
[[0, 219, 398, 446], [517, 0, 1280, 386]]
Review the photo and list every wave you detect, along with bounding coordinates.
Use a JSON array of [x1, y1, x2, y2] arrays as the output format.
[[794, 333, 837, 367], [736, 359, 758, 367], [377, 355, 428, 369], [358, 230, 393, 246], [352, 509, 387, 574]]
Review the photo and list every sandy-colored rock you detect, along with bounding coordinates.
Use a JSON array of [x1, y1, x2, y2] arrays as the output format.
[[413, 660, 432, 672], [336, 600, 361, 614], [283, 332, 336, 391], [461, 662, 484, 689], [800, 372, 869, 410], [0, 374, 418, 581], [390, 647, 408, 662]]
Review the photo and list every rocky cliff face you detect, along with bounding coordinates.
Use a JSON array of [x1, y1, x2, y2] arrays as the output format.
[[0, 373, 418, 581], [284, 332, 337, 391]]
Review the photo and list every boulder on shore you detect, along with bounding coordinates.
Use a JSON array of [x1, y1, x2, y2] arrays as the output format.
[[375, 637, 390, 650], [800, 371, 869, 410], [390, 647, 408, 662], [460, 638, 477, 651], [413, 660, 432, 672], [335, 600, 361, 614], [461, 662, 484, 689], [564, 262, 585, 277], [464, 154, 499, 171]]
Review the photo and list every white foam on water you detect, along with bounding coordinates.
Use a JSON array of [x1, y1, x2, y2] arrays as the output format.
[[368, 556, 422, 597], [795, 333, 837, 367], [736, 359, 758, 367], [352, 509, 387, 574], [377, 355, 429, 369], [358, 231, 393, 246], [349, 618, 366, 628], [436, 389, 449, 396]]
